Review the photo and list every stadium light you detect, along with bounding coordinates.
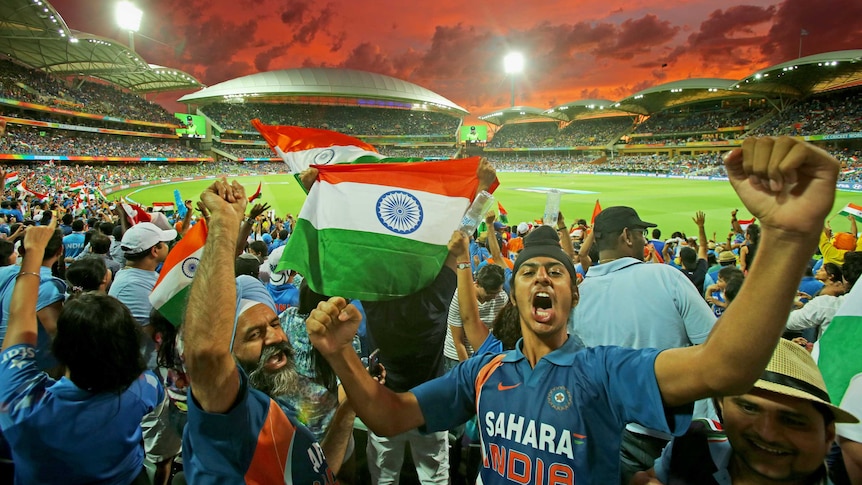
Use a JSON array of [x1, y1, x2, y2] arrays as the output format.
[[503, 52, 524, 107], [116, 1, 143, 52]]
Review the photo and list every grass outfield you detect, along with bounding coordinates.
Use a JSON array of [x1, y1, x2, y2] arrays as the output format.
[[109, 172, 860, 239]]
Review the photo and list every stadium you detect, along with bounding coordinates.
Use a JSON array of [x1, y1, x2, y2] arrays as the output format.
[[1, 0, 862, 484]]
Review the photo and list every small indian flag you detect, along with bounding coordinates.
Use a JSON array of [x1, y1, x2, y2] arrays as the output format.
[[818, 280, 862, 403], [149, 219, 207, 327], [738, 217, 756, 232], [251, 120, 420, 173], [838, 203, 862, 222], [67, 181, 84, 193], [95, 187, 108, 201], [279, 158, 496, 300], [4, 172, 19, 187]]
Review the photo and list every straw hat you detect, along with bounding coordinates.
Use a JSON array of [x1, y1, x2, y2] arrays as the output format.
[[753, 339, 858, 423]]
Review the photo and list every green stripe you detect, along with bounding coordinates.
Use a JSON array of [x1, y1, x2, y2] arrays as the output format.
[[278, 218, 448, 301], [819, 315, 862, 403], [156, 286, 191, 328]]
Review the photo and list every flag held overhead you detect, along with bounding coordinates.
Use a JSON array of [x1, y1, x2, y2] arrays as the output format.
[[278, 157, 496, 300]]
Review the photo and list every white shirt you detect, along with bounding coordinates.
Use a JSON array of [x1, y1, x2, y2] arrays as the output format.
[[837, 373, 862, 442], [786, 294, 846, 340]]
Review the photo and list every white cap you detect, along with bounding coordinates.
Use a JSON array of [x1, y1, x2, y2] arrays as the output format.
[[267, 246, 292, 285], [517, 222, 529, 235], [120, 222, 177, 254]]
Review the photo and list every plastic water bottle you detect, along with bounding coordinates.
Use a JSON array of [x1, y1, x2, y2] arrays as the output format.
[[543, 189, 562, 226], [458, 191, 494, 236]]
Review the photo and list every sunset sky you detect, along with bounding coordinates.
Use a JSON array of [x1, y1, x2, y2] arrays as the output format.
[[49, 0, 862, 116]]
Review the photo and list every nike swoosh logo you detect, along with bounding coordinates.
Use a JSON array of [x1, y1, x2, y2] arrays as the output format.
[[497, 382, 521, 391]]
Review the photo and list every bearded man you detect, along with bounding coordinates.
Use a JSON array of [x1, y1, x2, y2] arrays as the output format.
[[181, 179, 355, 484]]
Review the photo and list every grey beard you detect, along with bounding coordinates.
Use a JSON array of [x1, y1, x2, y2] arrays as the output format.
[[245, 342, 302, 398]]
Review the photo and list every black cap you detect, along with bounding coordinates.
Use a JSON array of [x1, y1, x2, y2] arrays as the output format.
[[512, 226, 577, 283], [593, 206, 656, 239]]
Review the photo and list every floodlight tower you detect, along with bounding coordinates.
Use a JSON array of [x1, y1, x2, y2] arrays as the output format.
[[503, 52, 524, 107], [115, 1, 143, 53]]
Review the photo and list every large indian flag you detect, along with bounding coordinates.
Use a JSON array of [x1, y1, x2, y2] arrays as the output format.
[[838, 203, 862, 222], [251, 119, 421, 173], [818, 281, 862, 403], [4, 171, 19, 188], [278, 158, 495, 300], [149, 219, 207, 327]]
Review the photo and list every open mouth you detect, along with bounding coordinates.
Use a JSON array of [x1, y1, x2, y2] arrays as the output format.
[[531, 291, 554, 323], [264, 350, 287, 371]]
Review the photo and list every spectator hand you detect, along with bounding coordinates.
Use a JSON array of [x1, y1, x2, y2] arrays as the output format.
[[248, 202, 271, 220], [476, 158, 496, 192], [307, 297, 363, 358], [448, 230, 470, 261], [484, 210, 496, 227], [22, 218, 56, 253], [693, 211, 706, 227], [299, 168, 319, 192], [200, 178, 247, 224], [724, 136, 838, 237]]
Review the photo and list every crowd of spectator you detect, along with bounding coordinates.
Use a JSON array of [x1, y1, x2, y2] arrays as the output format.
[[0, 59, 177, 124], [632, 105, 771, 135], [556, 117, 635, 146], [0, 125, 203, 159], [486, 122, 559, 148], [203, 102, 460, 136], [753, 89, 862, 137], [0, 107, 176, 136]]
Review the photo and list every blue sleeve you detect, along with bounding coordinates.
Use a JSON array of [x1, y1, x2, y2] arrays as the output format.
[[131, 370, 165, 412], [412, 353, 497, 433], [474, 334, 503, 356], [184, 368, 261, 480], [36, 278, 65, 310], [596, 347, 692, 435], [0, 344, 52, 429]]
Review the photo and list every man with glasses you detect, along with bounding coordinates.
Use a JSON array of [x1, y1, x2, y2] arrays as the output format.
[[568, 205, 717, 484]]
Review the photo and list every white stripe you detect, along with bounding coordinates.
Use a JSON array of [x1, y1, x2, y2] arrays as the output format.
[[840, 207, 862, 218], [281, 145, 384, 174], [148, 248, 204, 307], [302, 181, 469, 245]]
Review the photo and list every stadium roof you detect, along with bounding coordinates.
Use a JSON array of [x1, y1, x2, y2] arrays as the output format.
[[177, 68, 468, 115], [0, 0, 203, 94], [731, 50, 862, 97], [613, 78, 753, 115], [477, 106, 557, 126], [542, 99, 632, 121]]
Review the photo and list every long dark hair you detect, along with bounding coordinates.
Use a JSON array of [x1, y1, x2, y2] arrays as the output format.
[[52, 293, 146, 394]]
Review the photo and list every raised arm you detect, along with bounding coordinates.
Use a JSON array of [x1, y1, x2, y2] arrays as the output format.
[[579, 228, 594, 273], [184, 178, 248, 413], [656, 137, 839, 406], [483, 211, 507, 272], [307, 297, 425, 436], [1, 220, 57, 352], [693, 211, 708, 261], [556, 211, 576, 262], [236, 202, 270, 258], [451, 231, 490, 351]]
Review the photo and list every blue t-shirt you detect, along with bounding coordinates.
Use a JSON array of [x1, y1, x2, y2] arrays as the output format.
[[62, 232, 87, 259], [0, 265, 66, 370], [0, 344, 163, 485], [412, 336, 692, 484], [108, 268, 158, 326], [267, 282, 299, 315], [183, 366, 337, 484]]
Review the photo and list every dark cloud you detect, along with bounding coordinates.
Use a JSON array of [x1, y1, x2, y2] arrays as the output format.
[[281, 1, 311, 25], [594, 14, 680, 60], [672, 5, 775, 67], [292, 3, 336, 45], [330, 31, 348, 53], [255, 45, 288, 72], [761, 0, 862, 62]]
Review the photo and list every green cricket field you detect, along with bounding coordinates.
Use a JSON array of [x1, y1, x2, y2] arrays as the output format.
[[108, 172, 860, 238]]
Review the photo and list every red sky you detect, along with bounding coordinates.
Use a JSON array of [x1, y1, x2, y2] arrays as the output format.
[[49, 0, 862, 117]]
